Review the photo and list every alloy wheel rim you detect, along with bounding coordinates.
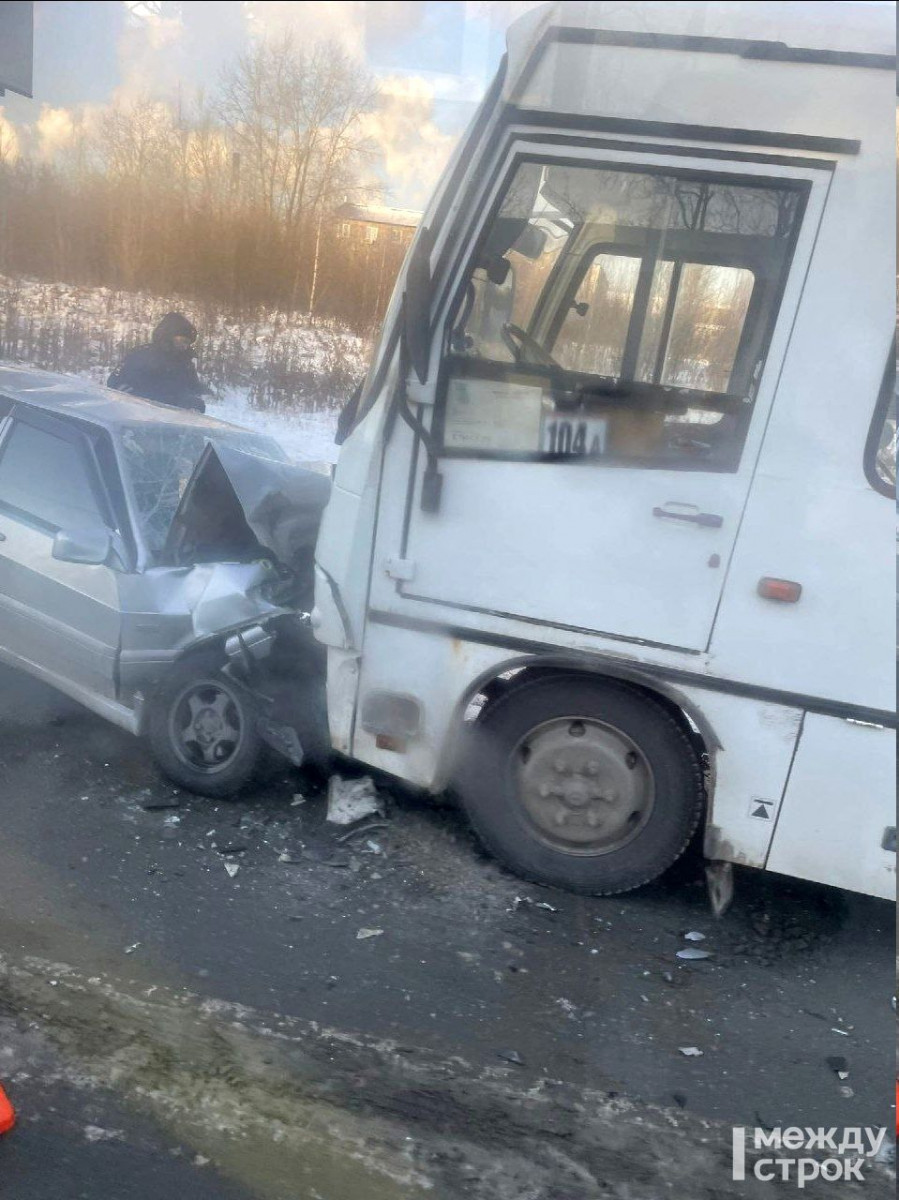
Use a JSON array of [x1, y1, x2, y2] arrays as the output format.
[[169, 680, 245, 773]]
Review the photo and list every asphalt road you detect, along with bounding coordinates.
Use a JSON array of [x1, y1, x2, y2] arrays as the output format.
[[0, 662, 894, 1198]]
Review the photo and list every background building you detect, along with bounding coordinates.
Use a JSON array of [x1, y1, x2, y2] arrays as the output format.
[[335, 202, 420, 248]]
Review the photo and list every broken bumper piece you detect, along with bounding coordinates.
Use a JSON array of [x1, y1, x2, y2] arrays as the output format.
[[224, 620, 310, 769]]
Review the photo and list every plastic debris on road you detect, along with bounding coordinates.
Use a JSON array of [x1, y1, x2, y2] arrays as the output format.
[[326, 776, 384, 826], [676, 948, 712, 960], [336, 820, 388, 844], [497, 1049, 524, 1065], [683, 931, 706, 942], [826, 1055, 850, 1080], [224, 861, 240, 878], [356, 928, 383, 940], [678, 1047, 704, 1057], [507, 896, 558, 914]]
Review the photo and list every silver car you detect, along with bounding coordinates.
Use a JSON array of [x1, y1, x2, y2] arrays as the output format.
[[0, 364, 330, 795]]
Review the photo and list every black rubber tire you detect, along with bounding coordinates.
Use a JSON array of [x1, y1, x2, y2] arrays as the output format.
[[455, 675, 704, 895], [148, 654, 262, 798]]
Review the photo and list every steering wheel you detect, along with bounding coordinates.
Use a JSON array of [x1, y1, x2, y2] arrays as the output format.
[[501, 323, 560, 369]]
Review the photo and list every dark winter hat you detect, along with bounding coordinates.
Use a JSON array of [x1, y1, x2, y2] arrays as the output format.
[[152, 311, 197, 344]]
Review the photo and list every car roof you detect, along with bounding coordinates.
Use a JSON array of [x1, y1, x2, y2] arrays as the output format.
[[0, 362, 251, 437]]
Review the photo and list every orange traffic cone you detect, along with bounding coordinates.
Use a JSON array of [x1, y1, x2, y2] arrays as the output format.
[[0, 1083, 15, 1134]]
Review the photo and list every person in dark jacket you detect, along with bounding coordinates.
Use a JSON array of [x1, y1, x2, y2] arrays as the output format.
[[108, 312, 208, 412]]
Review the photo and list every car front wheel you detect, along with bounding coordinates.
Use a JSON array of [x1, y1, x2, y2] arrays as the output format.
[[148, 655, 262, 797]]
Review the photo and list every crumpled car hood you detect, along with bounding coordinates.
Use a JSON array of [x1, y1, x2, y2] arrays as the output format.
[[163, 442, 331, 573], [185, 560, 286, 639]]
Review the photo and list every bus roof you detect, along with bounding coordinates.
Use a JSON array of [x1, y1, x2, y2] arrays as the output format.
[[506, 2, 896, 78]]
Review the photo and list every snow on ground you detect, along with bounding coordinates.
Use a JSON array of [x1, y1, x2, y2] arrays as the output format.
[[212, 386, 341, 464], [0, 275, 371, 463]]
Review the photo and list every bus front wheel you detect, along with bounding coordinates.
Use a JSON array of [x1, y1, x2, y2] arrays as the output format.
[[456, 675, 704, 895]]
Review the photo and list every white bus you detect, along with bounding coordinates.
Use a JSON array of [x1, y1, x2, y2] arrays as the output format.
[[312, 1, 896, 903]]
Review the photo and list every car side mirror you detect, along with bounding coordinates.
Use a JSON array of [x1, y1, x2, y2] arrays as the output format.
[[52, 527, 112, 566]]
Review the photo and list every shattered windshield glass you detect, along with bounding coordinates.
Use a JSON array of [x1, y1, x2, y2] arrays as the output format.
[[117, 423, 288, 558]]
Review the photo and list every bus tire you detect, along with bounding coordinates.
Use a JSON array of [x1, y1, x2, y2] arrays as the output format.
[[456, 675, 704, 895]]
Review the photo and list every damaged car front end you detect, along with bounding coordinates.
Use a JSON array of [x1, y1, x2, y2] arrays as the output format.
[[0, 366, 330, 795], [152, 438, 332, 787]]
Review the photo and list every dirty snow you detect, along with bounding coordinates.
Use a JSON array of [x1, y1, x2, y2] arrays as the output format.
[[212, 386, 341, 465], [326, 775, 384, 826]]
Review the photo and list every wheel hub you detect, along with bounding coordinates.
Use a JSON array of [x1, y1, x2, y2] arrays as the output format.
[[194, 707, 225, 745], [171, 682, 244, 771], [514, 718, 654, 854]]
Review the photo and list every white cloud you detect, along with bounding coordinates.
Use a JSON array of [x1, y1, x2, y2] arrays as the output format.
[[360, 74, 457, 209], [245, 0, 367, 58], [116, 8, 185, 101], [0, 108, 20, 163], [10, 3, 528, 208], [35, 105, 77, 160]]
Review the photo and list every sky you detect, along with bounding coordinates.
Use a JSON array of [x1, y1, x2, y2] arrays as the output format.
[[2, 1, 892, 209], [0, 0, 542, 208]]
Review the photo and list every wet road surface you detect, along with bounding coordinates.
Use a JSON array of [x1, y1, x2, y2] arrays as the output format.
[[0, 663, 894, 1197]]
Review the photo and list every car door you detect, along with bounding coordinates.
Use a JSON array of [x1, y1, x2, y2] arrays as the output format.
[[390, 147, 829, 654], [0, 405, 122, 702]]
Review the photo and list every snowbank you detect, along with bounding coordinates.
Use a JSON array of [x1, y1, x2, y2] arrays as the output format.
[[0, 275, 370, 463]]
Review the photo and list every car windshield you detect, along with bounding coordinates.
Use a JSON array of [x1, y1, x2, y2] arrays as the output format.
[[116, 422, 288, 559]]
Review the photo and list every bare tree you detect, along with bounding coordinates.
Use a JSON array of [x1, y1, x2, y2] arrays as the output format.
[[0, 37, 396, 333], [301, 44, 377, 315], [99, 98, 179, 288], [220, 36, 377, 311]]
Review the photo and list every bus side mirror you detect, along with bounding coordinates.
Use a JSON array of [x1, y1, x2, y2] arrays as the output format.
[[404, 225, 434, 384]]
